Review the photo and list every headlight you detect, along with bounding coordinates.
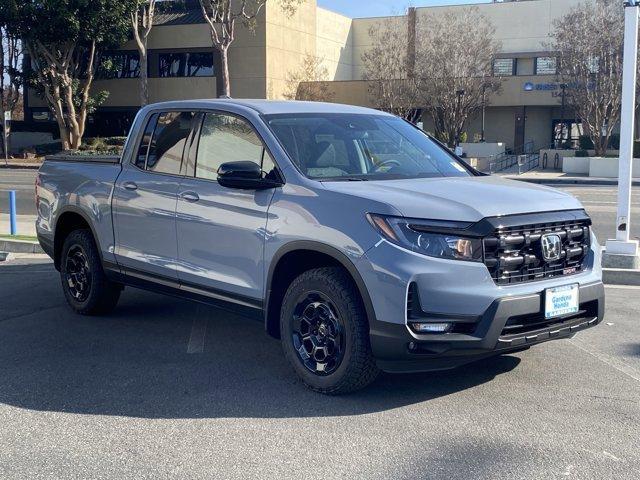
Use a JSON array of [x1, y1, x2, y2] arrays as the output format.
[[366, 213, 483, 262]]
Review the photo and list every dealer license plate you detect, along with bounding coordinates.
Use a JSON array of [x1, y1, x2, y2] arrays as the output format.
[[544, 284, 579, 319]]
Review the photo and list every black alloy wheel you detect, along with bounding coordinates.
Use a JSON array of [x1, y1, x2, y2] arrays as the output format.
[[64, 244, 92, 302], [291, 291, 345, 375]]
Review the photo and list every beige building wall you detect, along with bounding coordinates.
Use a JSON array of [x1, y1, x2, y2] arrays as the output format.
[[315, 8, 353, 81], [350, 0, 587, 81], [264, 0, 318, 99], [351, 15, 408, 80], [120, 13, 267, 99]]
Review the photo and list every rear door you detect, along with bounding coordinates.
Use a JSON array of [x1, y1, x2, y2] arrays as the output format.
[[175, 110, 278, 304], [113, 110, 197, 280]]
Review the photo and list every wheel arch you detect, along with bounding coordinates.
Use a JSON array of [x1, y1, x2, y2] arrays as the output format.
[[264, 241, 376, 339], [53, 207, 103, 270]]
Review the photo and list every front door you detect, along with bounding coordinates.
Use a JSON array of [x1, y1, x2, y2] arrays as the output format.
[[514, 106, 526, 153], [175, 111, 278, 303], [113, 110, 196, 280]]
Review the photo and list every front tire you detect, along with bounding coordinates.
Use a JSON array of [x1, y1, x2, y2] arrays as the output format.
[[60, 229, 122, 315], [280, 267, 379, 394]]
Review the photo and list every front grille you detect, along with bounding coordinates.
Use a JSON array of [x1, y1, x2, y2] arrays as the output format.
[[483, 213, 591, 285]]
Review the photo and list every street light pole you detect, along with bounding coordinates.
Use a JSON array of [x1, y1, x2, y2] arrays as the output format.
[[455, 89, 465, 147], [559, 83, 567, 148], [481, 84, 486, 142], [604, 1, 640, 267]]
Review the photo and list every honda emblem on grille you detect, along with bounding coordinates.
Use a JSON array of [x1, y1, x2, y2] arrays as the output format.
[[541, 233, 562, 261]]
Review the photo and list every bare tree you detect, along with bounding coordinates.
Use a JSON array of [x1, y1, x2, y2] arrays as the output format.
[[361, 19, 421, 119], [415, 7, 502, 148], [199, 0, 302, 98], [284, 54, 334, 101], [131, 0, 156, 106], [549, 0, 623, 156]]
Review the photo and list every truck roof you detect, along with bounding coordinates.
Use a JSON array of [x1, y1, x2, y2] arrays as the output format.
[[141, 99, 392, 116]]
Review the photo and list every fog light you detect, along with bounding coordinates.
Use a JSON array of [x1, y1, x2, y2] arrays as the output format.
[[410, 322, 452, 333]]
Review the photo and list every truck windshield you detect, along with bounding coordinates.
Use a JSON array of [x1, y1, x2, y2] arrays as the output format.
[[264, 113, 471, 181]]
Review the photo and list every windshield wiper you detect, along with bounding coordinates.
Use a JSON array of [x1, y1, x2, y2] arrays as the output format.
[[318, 177, 369, 182]]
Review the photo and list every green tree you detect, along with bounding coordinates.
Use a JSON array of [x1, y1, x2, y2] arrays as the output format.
[[0, 1, 22, 161], [12, 0, 136, 150]]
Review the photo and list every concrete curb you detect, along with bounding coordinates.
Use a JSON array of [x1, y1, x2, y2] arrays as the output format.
[[602, 268, 640, 286], [0, 239, 44, 254], [0, 163, 43, 170], [504, 176, 640, 186]]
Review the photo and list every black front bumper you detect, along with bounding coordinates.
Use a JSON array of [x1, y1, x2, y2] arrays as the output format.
[[369, 281, 605, 373]]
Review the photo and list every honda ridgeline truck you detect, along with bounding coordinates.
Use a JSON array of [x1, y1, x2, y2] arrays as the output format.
[[36, 100, 604, 394]]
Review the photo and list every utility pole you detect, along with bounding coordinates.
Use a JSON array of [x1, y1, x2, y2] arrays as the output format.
[[604, 1, 640, 268]]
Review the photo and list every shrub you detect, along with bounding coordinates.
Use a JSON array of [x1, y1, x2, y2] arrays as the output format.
[[103, 136, 127, 146], [578, 135, 593, 150], [579, 134, 620, 151], [575, 150, 589, 157], [33, 142, 64, 156]]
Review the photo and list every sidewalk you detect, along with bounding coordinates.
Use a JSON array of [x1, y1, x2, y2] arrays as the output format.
[[498, 169, 640, 186], [0, 214, 37, 237]]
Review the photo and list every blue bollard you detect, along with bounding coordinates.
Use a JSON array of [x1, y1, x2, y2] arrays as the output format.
[[9, 190, 17, 235]]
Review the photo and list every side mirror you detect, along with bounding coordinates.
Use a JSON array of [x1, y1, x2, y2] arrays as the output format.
[[217, 161, 283, 190]]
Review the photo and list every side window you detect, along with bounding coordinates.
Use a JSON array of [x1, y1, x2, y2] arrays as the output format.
[[196, 113, 264, 180], [146, 111, 196, 175], [134, 113, 158, 169]]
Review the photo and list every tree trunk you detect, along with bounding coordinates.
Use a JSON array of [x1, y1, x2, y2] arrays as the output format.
[[140, 50, 149, 106], [219, 46, 231, 97]]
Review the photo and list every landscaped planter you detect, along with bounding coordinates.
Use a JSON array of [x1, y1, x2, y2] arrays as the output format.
[[588, 157, 640, 178], [562, 156, 590, 174]]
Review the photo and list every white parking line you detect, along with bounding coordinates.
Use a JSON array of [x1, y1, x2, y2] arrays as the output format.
[[186, 305, 208, 354], [605, 284, 640, 290], [569, 339, 640, 383]]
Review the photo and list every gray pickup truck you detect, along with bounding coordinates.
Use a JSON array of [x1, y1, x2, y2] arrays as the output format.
[[36, 99, 604, 394]]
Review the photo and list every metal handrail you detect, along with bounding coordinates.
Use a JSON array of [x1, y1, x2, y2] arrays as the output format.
[[488, 140, 534, 173]]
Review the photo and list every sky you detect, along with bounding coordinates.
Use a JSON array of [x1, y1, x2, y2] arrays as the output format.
[[317, 0, 486, 18]]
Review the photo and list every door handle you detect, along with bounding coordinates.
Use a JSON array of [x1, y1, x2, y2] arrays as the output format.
[[179, 191, 200, 203], [123, 181, 138, 191]]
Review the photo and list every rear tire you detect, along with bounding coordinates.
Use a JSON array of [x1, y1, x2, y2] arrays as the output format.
[[280, 267, 379, 395], [60, 229, 122, 315]]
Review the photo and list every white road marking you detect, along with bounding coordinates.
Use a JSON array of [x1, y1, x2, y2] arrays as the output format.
[[187, 305, 208, 354], [605, 284, 640, 290], [569, 339, 640, 383], [602, 451, 621, 462]]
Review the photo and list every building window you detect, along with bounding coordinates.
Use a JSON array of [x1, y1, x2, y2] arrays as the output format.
[[158, 52, 214, 78], [97, 52, 140, 79], [535, 57, 556, 75], [493, 58, 515, 76]]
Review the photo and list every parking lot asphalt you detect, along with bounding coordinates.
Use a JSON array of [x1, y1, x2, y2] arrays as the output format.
[[0, 256, 638, 479]]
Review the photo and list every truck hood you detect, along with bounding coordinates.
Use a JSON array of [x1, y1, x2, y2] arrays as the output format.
[[322, 175, 584, 222]]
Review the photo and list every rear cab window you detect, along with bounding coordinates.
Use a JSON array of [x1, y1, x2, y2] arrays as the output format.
[[133, 110, 196, 175]]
